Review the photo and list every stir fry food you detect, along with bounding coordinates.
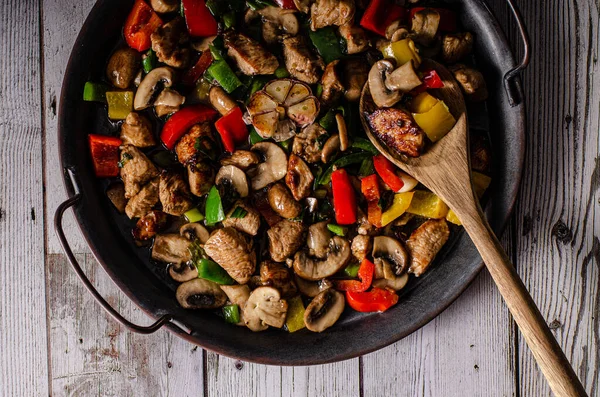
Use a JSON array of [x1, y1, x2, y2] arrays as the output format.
[[86, 0, 492, 333]]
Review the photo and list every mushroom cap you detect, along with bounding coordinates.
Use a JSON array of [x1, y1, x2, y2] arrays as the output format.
[[134, 67, 175, 110], [169, 262, 198, 283], [373, 273, 409, 291], [176, 278, 227, 309], [293, 236, 351, 280], [242, 286, 288, 331], [215, 165, 249, 198], [368, 60, 402, 108], [372, 236, 409, 278], [304, 289, 345, 332], [384, 60, 422, 92], [257, 6, 299, 35], [248, 142, 288, 190], [294, 275, 333, 298], [179, 222, 210, 243]]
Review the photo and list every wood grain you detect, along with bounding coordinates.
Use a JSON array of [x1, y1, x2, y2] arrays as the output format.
[[0, 1, 49, 396]]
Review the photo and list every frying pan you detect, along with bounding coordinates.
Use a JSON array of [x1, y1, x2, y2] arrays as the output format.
[[55, 0, 529, 365]]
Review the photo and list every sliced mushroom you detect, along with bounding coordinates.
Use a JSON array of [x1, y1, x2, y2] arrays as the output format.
[[368, 60, 402, 108], [304, 289, 345, 332], [321, 134, 340, 163], [191, 35, 216, 52], [307, 221, 331, 259], [410, 8, 440, 46], [220, 284, 251, 326], [372, 236, 409, 279], [106, 47, 141, 89], [450, 64, 488, 102], [243, 286, 288, 331], [180, 223, 210, 243], [442, 32, 473, 63], [285, 154, 314, 200], [220, 150, 260, 170], [373, 273, 409, 291], [215, 165, 249, 198], [209, 86, 237, 116], [169, 262, 198, 283], [268, 183, 302, 219], [295, 276, 333, 298], [152, 234, 192, 264], [384, 61, 422, 92], [154, 88, 185, 117], [134, 67, 174, 110], [176, 278, 227, 309], [293, 236, 351, 280], [335, 113, 349, 151], [342, 58, 369, 102], [150, 0, 179, 13], [248, 142, 288, 190], [256, 6, 299, 44]]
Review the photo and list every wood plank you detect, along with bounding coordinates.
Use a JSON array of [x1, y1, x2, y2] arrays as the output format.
[[0, 1, 49, 396], [511, 0, 600, 395]]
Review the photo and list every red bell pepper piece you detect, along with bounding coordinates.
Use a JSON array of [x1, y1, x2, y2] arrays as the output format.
[[360, 0, 407, 37], [124, 0, 163, 52], [346, 288, 399, 312], [409, 7, 457, 32], [331, 168, 357, 225], [182, 51, 213, 86], [88, 134, 122, 178], [373, 155, 404, 192], [335, 259, 375, 292], [275, 0, 297, 9], [215, 107, 248, 152], [182, 0, 218, 37], [161, 104, 218, 149], [422, 70, 444, 89]]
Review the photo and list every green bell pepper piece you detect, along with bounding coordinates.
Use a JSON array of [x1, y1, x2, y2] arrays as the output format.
[[358, 157, 375, 176], [223, 304, 241, 324], [327, 224, 347, 236], [223, 12, 236, 28], [205, 186, 225, 225], [207, 60, 243, 94], [318, 152, 372, 185], [351, 137, 379, 154], [274, 66, 290, 78], [196, 258, 235, 285], [142, 49, 157, 74], [185, 208, 205, 223], [309, 27, 343, 64], [344, 262, 360, 278], [249, 127, 265, 145], [83, 82, 108, 102]]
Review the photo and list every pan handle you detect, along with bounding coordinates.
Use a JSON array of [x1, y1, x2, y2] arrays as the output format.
[[503, 0, 530, 107], [54, 169, 186, 335]]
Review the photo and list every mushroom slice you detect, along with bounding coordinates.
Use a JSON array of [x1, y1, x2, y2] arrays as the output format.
[[152, 234, 191, 264], [285, 154, 314, 201], [180, 222, 210, 243], [321, 134, 341, 163], [384, 61, 422, 93], [248, 142, 288, 190], [243, 286, 288, 331], [304, 289, 345, 332], [306, 221, 331, 259], [287, 97, 319, 126], [372, 236, 410, 279], [215, 165, 249, 198], [258, 6, 299, 35], [176, 278, 227, 309], [149, 0, 180, 13], [373, 273, 409, 291], [295, 276, 333, 298], [220, 150, 260, 170], [368, 60, 402, 108], [169, 262, 198, 283], [134, 67, 174, 110], [293, 236, 351, 280]]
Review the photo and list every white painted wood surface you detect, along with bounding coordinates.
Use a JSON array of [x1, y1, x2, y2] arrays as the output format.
[[0, 0, 597, 395]]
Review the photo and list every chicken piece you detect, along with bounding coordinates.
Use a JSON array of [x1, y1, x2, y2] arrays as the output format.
[[151, 17, 190, 69], [267, 220, 306, 262], [152, 234, 192, 264], [132, 210, 168, 241], [188, 162, 214, 197], [204, 227, 257, 284], [450, 64, 488, 102], [366, 108, 425, 157], [285, 154, 314, 201], [357, 208, 378, 235], [342, 58, 368, 102], [310, 0, 355, 30], [292, 123, 328, 163], [175, 123, 215, 165], [338, 23, 369, 54], [410, 8, 440, 46], [125, 177, 159, 219], [351, 234, 372, 262], [220, 150, 260, 170], [442, 32, 473, 63], [120, 112, 156, 148], [260, 260, 298, 298], [120, 145, 159, 199], [406, 219, 450, 276], [159, 172, 194, 216], [282, 36, 325, 84], [222, 200, 261, 236], [320, 60, 344, 106], [224, 31, 279, 75]]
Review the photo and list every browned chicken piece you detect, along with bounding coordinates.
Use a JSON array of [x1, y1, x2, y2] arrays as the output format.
[[410, 8, 440, 46], [351, 234, 372, 262], [151, 17, 190, 69], [338, 23, 369, 54], [120, 112, 156, 148], [310, 0, 355, 30], [204, 227, 257, 284], [159, 171, 194, 216], [120, 145, 159, 199], [357, 208, 378, 235], [268, 219, 306, 262], [367, 108, 425, 157], [442, 32, 473, 63], [222, 200, 261, 236], [106, 48, 141, 89], [175, 123, 215, 165], [132, 210, 168, 241], [470, 133, 492, 174], [224, 31, 279, 75], [285, 154, 314, 201], [320, 60, 344, 106], [188, 162, 214, 197], [342, 58, 368, 101], [450, 64, 488, 102], [292, 123, 328, 163], [268, 183, 303, 219], [293, 0, 311, 13], [260, 260, 298, 298], [406, 219, 450, 276], [125, 177, 159, 219], [282, 36, 324, 84], [220, 150, 260, 170], [151, 233, 192, 264]]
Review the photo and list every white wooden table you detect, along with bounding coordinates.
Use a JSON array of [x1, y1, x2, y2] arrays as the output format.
[[1, 0, 598, 395]]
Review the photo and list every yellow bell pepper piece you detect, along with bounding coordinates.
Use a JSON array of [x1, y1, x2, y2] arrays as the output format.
[[410, 92, 439, 113], [446, 172, 492, 225], [106, 91, 134, 120], [381, 192, 415, 226], [412, 100, 456, 142], [381, 39, 421, 68], [406, 190, 449, 219], [446, 209, 461, 225], [285, 296, 306, 333]]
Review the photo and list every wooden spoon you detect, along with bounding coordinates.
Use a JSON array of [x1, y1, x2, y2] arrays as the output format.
[[360, 59, 587, 397]]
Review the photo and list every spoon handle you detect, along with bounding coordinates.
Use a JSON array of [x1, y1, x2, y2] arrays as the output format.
[[459, 215, 587, 397]]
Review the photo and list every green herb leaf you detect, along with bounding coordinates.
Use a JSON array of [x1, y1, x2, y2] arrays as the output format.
[[117, 152, 133, 168], [230, 206, 248, 219]]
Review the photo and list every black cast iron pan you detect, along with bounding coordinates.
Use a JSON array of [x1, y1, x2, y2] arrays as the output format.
[[55, 0, 529, 365]]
